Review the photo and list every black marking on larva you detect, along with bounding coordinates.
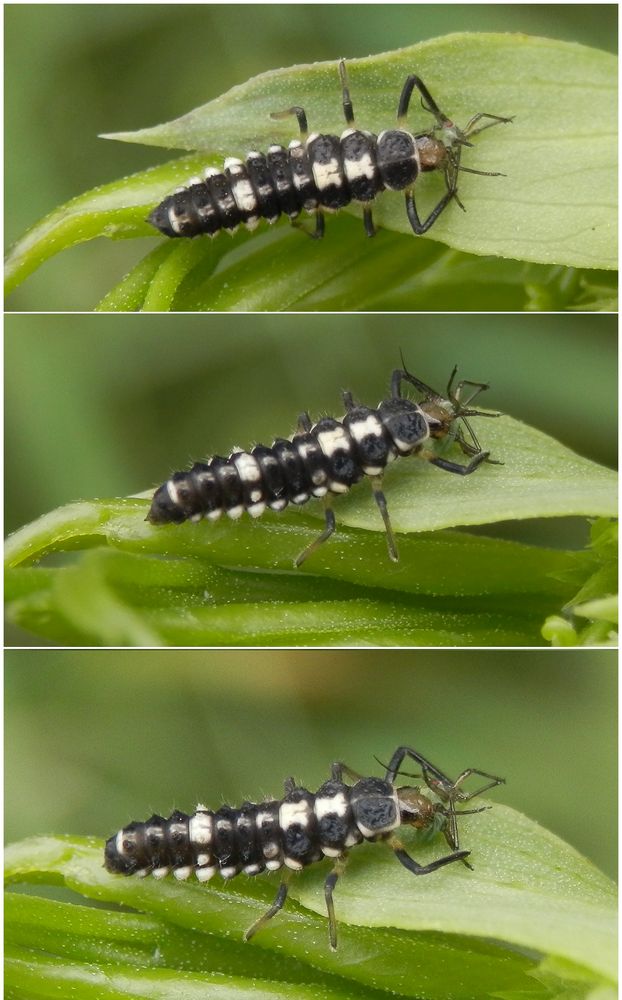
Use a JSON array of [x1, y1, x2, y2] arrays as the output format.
[[148, 59, 512, 241], [147, 365, 502, 566], [105, 746, 505, 950]]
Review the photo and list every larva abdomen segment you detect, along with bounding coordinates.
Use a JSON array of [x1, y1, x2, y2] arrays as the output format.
[[147, 128, 388, 239], [148, 408, 394, 527], [104, 780, 381, 883]]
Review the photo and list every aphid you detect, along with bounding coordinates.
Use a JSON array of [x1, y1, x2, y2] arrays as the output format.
[[148, 365, 501, 565], [104, 745, 504, 950], [148, 59, 512, 241]]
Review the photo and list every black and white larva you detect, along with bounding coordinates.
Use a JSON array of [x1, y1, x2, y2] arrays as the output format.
[[104, 745, 504, 949], [148, 59, 512, 241], [148, 365, 501, 565]]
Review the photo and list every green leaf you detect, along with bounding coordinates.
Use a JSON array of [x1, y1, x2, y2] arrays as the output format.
[[5, 809, 616, 1000], [4, 416, 617, 646], [5, 34, 616, 308]]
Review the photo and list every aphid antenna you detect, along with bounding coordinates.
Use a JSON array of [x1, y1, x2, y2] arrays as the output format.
[[397, 349, 444, 402]]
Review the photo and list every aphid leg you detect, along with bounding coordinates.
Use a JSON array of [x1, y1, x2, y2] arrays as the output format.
[[389, 835, 470, 874], [294, 500, 336, 568], [424, 450, 490, 475], [283, 776, 297, 794], [270, 106, 309, 140], [463, 112, 514, 139], [391, 367, 438, 400], [397, 75, 448, 128], [297, 411, 313, 433], [324, 854, 349, 950], [370, 476, 398, 563], [404, 187, 456, 235], [244, 876, 290, 942], [363, 205, 376, 238], [451, 768, 506, 799], [338, 58, 355, 126], [383, 746, 453, 790]]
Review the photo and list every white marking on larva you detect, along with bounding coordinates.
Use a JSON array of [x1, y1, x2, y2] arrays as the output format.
[[116, 830, 128, 855], [249, 489, 263, 504], [244, 217, 260, 231], [312, 486, 328, 498], [280, 799, 311, 830], [306, 132, 320, 144], [204, 167, 221, 179], [344, 154, 376, 184], [195, 866, 216, 882], [168, 211, 186, 235], [206, 508, 223, 522], [312, 159, 343, 191], [247, 151, 261, 160], [152, 867, 170, 880], [174, 186, 188, 194], [216, 818, 232, 832], [196, 853, 210, 866], [268, 144, 285, 155], [321, 846, 342, 858], [197, 204, 216, 222], [135, 868, 149, 878], [311, 469, 327, 486], [190, 512, 203, 523], [316, 426, 351, 459], [393, 438, 417, 454], [166, 480, 181, 505], [284, 857, 304, 871], [247, 501, 266, 518], [266, 859, 282, 871], [173, 866, 192, 881], [263, 841, 280, 859], [188, 176, 202, 187], [362, 465, 383, 476], [329, 481, 349, 494], [220, 866, 238, 879], [233, 452, 261, 483], [256, 811, 273, 829], [345, 831, 361, 847], [189, 811, 213, 846], [289, 139, 303, 151], [224, 157, 244, 171], [231, 178, 259, 214], [348, 414, 384, 443], [269, 498, 287, 511], [293, 493, 309, 504], [341, 127, 357, 138], [315, 793, 348, 821], [296, 441, 317, 461], [244, 863, 262, 876], [227, 505, 244, 520]]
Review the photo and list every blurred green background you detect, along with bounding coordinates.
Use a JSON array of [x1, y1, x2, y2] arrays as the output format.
[[5, 648, 616, 879], [5, 4, 617, 310], [5, 312, 617, 539]]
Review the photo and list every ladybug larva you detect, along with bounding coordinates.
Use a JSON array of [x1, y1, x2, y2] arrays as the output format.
[[147, 365, 501, 565], [148, 59, 512, 241], [104, 744, 504, 949]]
